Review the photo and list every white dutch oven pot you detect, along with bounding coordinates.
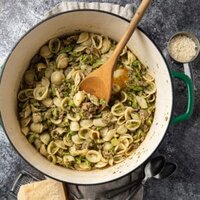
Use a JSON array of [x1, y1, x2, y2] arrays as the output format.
[[0, 10, 194, 185]]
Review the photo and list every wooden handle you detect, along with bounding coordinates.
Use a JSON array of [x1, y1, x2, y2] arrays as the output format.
[[111, 0, 152, 61]]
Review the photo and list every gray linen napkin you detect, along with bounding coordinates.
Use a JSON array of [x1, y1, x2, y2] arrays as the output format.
[[45, 2, 144, 200], [67, 167, 143, 200], [44, 1, 134, 20]]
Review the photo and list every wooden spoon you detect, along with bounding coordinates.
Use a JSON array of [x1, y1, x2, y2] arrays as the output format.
[[79, 0, 152, 102]]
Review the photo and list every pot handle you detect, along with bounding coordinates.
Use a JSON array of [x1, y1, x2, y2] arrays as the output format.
[[170, 70, 194, 124], [0, 113, 1, 127], [9, 170, 41, 198]]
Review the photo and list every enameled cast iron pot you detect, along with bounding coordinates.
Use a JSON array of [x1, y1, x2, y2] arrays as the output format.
[[0, 10, 194, 185]]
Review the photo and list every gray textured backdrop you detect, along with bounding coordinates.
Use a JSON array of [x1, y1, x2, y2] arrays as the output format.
[[0, 0, 200, 199]]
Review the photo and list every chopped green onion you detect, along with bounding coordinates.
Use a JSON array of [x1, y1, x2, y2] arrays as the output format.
[[80, 54, 94, 65], [132, 98, 138, 109], [51, 85, 56, 96], [132, 60, 141, 67], [92, 59, 103, 69], [100, 98, 107, 105], [130, 86, 143, 92], [96, 126, 102, 131], [28, 134, 38, 143], [69, 100, 75, 107], [111, 138, 119, 146], [59, 45, 73, 54]]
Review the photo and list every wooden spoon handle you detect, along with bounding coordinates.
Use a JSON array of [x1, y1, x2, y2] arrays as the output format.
[[112, 0, 152, 60]]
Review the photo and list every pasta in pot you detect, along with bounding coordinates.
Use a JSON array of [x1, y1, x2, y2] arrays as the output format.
[[17, 32, 156, 170]]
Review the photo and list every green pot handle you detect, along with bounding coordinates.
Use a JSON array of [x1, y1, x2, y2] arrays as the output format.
[[0, 115, 2, 127], [170, 70, 194, 125]]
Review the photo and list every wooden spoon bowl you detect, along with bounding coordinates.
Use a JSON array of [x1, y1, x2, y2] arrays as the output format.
[[80, 0, 152, 102]]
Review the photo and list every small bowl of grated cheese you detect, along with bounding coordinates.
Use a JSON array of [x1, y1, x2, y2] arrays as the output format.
[[168, 32, 200, 63]]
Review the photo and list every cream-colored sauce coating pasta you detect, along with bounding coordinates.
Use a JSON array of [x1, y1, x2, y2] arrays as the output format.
[[17, 32, 156, 170]]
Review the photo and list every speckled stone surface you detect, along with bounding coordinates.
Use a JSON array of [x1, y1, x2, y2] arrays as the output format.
[[0, 0, 200, 199]]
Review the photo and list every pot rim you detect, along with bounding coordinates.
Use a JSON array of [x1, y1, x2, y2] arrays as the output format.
[[0, 9, 174, 185]]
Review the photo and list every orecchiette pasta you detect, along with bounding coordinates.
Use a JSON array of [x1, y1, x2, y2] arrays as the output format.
[[18, 32, 156, 171], [20, 104, 31, 118], [93, 118, 107, 127], [143, 71, 155, 82], [73, 91, 85, 107], [33, 86, 48, 101], [50, 118, 62, 125], [54, 140, 67, 149], [30, 123, 43, 133], [124, 107, 135, 121], [89, 130, 100, 140], [125, 119, 141, 131], [86, 150, 101, 163], [32, 112, 42, 123], [24, 70, 35, 85], [50, 127, 65, 139], [115, 143, 126, 155], [40, 144, 48, 156], [103, 142, 113, 151], [135, 96, 148, 109], [40, 45, 52, 58], [51, 71, 65, 85], [71, 134, 84, 145], [117, 115, 126, 125], [77, 32, 89, 44], [47, 141, 59, 155], [144, 82, 156, 95], [95, 161, 108, 168], [37, 63, 47, 72], [80, 119, 93, 128], [56, 53, 69, 69], [100, 37, 111, 54], [18, 90, 33, 102], [70, 121, 80, 132], [91, 34, 103, 49], [53, 97, 62, 107], [67, 113, 81, 122], [21, 127, 29, 136], [74, 46, 87, 53], [103, 129, 116, 142], [63, 134, 73, 147], [117, 124, 128, 135], [63, 155, 75, 163], [69, 145, 79, 156], [49, 38, 61, 53], [111, 103, 125, 116], [47, 154, 57, 164], [78, 128, 91, 139], [40, 132, 50, 145], [113, 154, 125, 164]]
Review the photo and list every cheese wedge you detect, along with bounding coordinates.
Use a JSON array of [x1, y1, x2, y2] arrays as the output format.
[[17, 179, 67, 200]]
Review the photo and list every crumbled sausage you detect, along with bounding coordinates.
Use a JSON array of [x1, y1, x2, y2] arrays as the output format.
[[102, 112, 113, 125]]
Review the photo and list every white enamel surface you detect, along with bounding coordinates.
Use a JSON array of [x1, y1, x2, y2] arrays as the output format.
[[0, 11, 173, 184]]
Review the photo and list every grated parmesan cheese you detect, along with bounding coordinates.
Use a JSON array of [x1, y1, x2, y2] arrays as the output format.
[[169, 35, 197, 62]]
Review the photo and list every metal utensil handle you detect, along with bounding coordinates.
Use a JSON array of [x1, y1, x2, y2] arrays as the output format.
[[126, 183, 143, 200], [183, 63, 196, 91], [105, 179, 141, 199], [10, 173, 24, 195], [10, 170, 41, 198]]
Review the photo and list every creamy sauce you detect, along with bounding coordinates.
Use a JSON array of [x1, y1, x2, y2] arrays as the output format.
[[113, 68, 129, 88]]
